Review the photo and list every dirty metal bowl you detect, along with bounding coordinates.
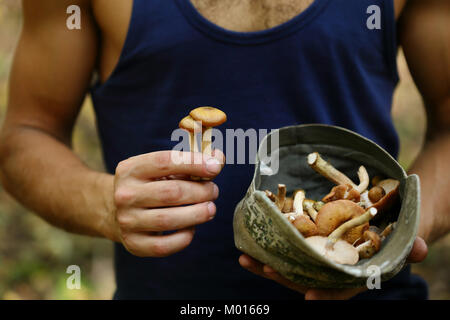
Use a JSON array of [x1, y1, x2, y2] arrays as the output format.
[[233, 124, 420, 288]]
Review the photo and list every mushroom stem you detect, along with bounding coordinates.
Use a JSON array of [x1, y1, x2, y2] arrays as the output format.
[[275, 184, 286, 210], [356, 231, 381, 259], [293, 189, 305, 216], [265, 190, 276, 202], [282, 197, 294, 213], [356, 166, 370, 193], [380, 222, 396, 240], [303, 199, 318, 222], [202, 127, 213, 157], [307, 152, 369, 193], [326, 207, 378, 249], [307, 152, 355, 186], [356, 240, 372, 251], [314, 201, 325, 211]]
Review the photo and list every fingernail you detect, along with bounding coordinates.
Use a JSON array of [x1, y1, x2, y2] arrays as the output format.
[[206, 158, 222, 174], [207, 202, 216, 219], [212, 183, 219, 199]]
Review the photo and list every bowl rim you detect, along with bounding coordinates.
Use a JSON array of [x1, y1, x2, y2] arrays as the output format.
[[243, 124, 419, 279]]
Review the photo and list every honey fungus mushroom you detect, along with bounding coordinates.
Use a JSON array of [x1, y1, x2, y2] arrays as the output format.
[[326, 207, 377, 249], [189, 106, 227, 157], [265, 188, 318, 237], [315, 200, 369, 245], [291, 189, 318, 237], [356, 230, 381, 259], [360, 179, 400, 213], [322, 184, 360, 203], [179, 115, 202, 153]]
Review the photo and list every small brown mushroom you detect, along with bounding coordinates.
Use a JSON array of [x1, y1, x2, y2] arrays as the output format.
[[179, 115, 203, 180], [179, 115, 202, 153], [368, 186, 386, 203], [356, 230, 381, 259], [293, 215, 318, 237], [307, 152, 369, 193], [370, 179, 400, 213], [315, 200, 368, 245], [279, 189, 318, 237], [326, 207, 377, 249], [189, 107, 227, 157], [322, 184, 360, 203], [306, 236, 359, 265]]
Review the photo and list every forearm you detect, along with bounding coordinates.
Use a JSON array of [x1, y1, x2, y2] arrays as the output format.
[[408, 132, 450, 243], [0, 124, 118, 241]]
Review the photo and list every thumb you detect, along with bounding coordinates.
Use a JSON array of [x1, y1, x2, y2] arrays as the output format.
[[407, 237, 428, 263]]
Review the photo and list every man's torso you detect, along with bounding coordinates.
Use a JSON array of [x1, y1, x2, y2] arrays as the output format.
[[91, 0, 407, 84]]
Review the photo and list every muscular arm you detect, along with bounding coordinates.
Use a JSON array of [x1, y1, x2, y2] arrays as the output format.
[[0, 0, 117, 240], [0, 1, 223, 256], [399, 0, 450, 243]]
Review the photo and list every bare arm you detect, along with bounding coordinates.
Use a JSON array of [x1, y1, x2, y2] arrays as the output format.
[[0, 0, 117, 239], [399, 0, 450, 243], [0, 0, 224, 256]]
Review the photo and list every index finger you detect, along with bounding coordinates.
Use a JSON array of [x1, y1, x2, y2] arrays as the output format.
[[120, 150, 225, 179]]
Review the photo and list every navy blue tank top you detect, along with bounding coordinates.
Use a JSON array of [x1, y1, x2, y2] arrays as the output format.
[[91, 0, 428, 299]]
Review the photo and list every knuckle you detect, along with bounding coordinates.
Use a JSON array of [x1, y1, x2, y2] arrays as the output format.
[[152, 152, 172, 172], [114, 187, 136, 207], [116, 212, 134, 230], [115, 159, 133, 177], [153, 212, 171, 230], [158, 182, 182, 204]]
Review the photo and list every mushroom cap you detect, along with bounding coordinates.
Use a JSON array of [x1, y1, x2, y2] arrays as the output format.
[[370, 179, 400, 213], [358, 230, 381, 259], [179, 115, 202, 132], [315, 200, 368, 245], [306, 236, 359, 265], [293, 215, 318, 238], [378, 179, 400, 194], [363, 230, 381, 251], [368, 186, 386, 203], [322, 184, 360, 203], [189, 106, 227, 127]]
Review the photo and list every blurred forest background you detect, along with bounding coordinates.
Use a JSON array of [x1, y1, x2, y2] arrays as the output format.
[[0, 1, 448, 299]]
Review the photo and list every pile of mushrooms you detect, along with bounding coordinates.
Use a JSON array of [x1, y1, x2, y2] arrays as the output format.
[[265, 152, 399, 265]]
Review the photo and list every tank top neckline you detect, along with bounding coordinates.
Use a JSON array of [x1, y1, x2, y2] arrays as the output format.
[[174, 0, 331, 45]]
